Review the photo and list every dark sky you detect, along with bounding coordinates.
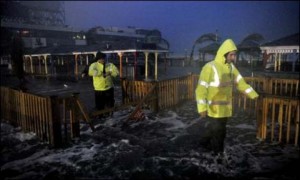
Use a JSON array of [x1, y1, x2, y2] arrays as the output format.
[[64, 1, 299, 56]]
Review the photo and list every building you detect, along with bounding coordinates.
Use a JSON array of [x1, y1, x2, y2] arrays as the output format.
[[260, 33, 299, 72], [0, 1, 169, 80], [1, 1, 85, 58]]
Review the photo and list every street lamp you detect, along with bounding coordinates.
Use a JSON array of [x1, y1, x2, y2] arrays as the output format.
[[185, 49, 188, 66]]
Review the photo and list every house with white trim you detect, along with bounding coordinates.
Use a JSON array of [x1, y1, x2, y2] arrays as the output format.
[[260, 33, 299, 72]]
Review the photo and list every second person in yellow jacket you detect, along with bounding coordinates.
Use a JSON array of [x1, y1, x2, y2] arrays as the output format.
[[89, 51, 119, 118]]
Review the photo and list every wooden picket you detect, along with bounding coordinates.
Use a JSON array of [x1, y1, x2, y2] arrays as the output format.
[[0, 87, 53, 143], [0, 87, 94, 147], [121, 74, 196, 111], [256, 95, 299, 145]]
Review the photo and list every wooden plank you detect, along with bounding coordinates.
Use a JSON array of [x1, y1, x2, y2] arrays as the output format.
[[24, 93, 28, 131], [62, 99, 68, 142], [32, 95, 36, 135], [278, 99, 283, 142], [280, 79, 283, 95], [20, 92, 26, 131], [295, 103, 299, 146], [50, 96, 62, 147], [75, 98, 95, 132], [15, 91, 19, 126], [72, 98, 80, 138], [41, 98, 46, 141], [36, 95, 41, 136], [45, 97, 52, 143], [127, 84, 156, 121], [28, 96, 38, 134], [286, 101, 292, 143], [256, 95, 263, 139], [35, 96, 39, 138], [296, 81, 299, 97], [261, 98, 266, 139], [38, 97, 44, 139], [271, 98, 276, 141], [27, 94, 32, 133]]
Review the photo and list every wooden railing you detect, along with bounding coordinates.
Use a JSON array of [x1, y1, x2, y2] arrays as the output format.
[[256, 95, 299, 145], [1, 75, 299, 146], [244, 77, 299, 97], [0, 87, 93, 147], [121, 75, 299, 112], [157, 75, 197, 109], [121, 74, 198, 111], [122, 74, 299, 145]]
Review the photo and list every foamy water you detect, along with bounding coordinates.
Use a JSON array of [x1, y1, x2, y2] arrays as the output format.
[[1, 66, 299, 179]]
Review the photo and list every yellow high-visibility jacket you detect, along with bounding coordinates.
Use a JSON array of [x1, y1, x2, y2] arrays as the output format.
[[88, 62, 119, 91], [195, 39, 259, 118]]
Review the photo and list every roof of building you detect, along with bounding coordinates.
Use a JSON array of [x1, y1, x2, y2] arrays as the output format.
[[260, 33, 299, 54], [24, 42, 168, 56], [237, 40, 261, 50], [198, 42, 220, 54], [261, 33, 299, 47], [24, 44, 102, 56]]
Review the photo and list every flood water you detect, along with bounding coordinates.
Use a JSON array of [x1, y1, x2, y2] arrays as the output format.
[[1, 67, 299, 179]]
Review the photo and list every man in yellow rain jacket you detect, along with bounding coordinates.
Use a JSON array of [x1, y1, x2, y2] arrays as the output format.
[[195, 39, 259, 153], [89, 51, 119, 118]]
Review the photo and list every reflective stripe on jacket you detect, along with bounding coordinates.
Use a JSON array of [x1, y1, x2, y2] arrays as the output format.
[[88, 62, 119, 91], [195, 39, 259, 118]]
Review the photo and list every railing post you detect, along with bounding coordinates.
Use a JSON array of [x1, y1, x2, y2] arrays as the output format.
[[152, 81, 159, 112], [20, 90, 26, 131], [256, 94, 264, 140], [70, 93, 80, 139], [50, 95, 62, 147], [121, 78, 127, 104]]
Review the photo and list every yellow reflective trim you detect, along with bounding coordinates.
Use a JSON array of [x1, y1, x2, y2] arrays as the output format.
[[236, 74, 242, 83], [245, 87, 253, 94], [209, 63, 220, 87], [199, 80, 209, 88], [197, 99, 207, 104], [208, 100, 230, 105]]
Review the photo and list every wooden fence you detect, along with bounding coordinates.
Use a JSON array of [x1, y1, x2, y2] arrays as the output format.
[[122, 74, 299, 145], [0, 87, 93, 147], [244, 77, 299, 97], [121, 74, 198, 111], [256, 95, 299, 145], [1, 75, 299, 146], [121, 75, 299, 112]]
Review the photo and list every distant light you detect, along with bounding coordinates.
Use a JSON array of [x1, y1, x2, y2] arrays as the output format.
[[22, 30, 29, 34]]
